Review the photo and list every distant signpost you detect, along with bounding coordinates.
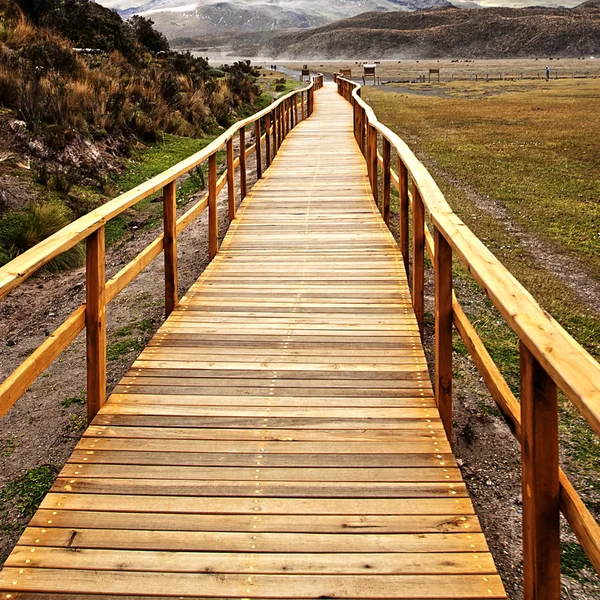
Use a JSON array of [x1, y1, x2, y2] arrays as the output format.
[[301, 65, 310, 82], [363, 64, 378, 85], [429, 68, 440, 83], [340, 68, 352, 79]]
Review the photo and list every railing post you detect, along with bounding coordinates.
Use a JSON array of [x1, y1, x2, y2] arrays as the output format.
[[520, 341, 560, 600], [240, 126, 247, 200], [412, 183, 425, 338], [163, 181, 178, 317], [382, 137, 391, 226], [294, 93, 298, 125], [255, 119, 262, 180], [399, 159, 409, 274], [265, 114, 272, 168], [208, 153, 218, 259], [86, 226, 106, 423], [226, 137, 235, 221], [272, 109, 278, 157], [369, 125, 378, 205], [434, 227, 452, 441], [302, 91, 306, 120]]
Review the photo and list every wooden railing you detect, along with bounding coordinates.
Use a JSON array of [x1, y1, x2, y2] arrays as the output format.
[[0, 74, 324, 423], [336, 75, 600, 599]]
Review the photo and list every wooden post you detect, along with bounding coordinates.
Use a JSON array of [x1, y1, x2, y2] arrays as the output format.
[[163, 181, 178, 317], [272, 110, 278, 157], [412, 183, 425, 338], [369, 125, 378, 205], [382, 137, 391, 226], [255, 119, 262, 181], [240, 126, 247, 200], [226, 137, 235, 221], [520, 342, 560, 600], [86, 226, 106, 423], [434, 227, 452, 441], [208, 153, 218, 260], [265, 114, 272, 168], [294, 93, 298, 125], [302, 91, 306, 120], [399, 159, 409, 273]]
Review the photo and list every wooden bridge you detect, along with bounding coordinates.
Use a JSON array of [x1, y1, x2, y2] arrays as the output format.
[[0, 77, 599, 599]]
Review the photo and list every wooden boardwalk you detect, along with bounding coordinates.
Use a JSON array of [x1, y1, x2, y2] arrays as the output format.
[[0, 85, 506, 599]]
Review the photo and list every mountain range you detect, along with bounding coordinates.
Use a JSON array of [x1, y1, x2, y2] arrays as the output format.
[[96, 0, 585, 42], [259, 2, 600, 58]]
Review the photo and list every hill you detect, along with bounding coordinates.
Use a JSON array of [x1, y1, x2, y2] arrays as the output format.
[[97, 0, 453, 41], [259, 4, 600, 59]]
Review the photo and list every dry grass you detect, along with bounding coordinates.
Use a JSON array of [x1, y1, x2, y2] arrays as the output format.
[[363, 79, 600, 588]]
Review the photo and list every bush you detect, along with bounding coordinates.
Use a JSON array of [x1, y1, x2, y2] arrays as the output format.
[[0, 201, 85, 271]]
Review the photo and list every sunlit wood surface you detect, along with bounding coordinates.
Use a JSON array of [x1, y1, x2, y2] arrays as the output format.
[[0, 84, 506, 599]]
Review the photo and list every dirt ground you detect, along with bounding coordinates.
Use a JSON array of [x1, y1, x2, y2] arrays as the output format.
[[0, 137, 261, 562]]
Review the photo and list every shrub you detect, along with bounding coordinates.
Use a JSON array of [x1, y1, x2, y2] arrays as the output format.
[[0, 201, 85, 271]]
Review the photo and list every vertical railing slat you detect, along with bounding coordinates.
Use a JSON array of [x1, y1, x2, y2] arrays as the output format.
[[240, 126, 247, 200], [399, 159, 410, 274], [382, 138, 391, 226], [208, 153, 218, 260], [255, 119, 262, 181], [412, 184, 425, 338], [520, 341, 561, 600], [226, 137, 235, 221], [434, 227, 453, 441], [163, 181, 178, 317], [86, 226, 106, 423]]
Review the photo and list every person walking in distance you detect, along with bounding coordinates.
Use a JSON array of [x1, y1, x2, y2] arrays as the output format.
[[546, 65, 550, 80]]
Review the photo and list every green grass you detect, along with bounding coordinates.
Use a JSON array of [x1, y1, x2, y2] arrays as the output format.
[[60, 389, 86, 408], [107, 338, 144, 361], [0, 465, 59, 532], [0, 436, 21, 457], [562, 542, 597, 582], [67, 414, 87, 432], [364, 80, 600, 582]]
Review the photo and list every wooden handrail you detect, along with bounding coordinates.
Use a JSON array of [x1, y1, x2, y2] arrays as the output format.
[[0, 75, 323, 423], [336, 74, 600, 597]]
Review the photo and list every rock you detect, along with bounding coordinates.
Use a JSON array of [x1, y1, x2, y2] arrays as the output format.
[[10, 120, 27, 133]]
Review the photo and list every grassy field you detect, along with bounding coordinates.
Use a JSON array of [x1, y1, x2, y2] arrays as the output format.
[[363, 79, 600, 588]]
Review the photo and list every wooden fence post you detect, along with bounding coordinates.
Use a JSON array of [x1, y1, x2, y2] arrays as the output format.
[[226, 137, 235, 221], [369, 125, 378, 205], [434, 227, 452, 441], [208, 153, 218, 260], [520, 342, 560, 600], [302, 91, 306, 120], [255, 119, 262, 181], [399, 159, 409, 274], [382, 138, 391, 226], [163, 181, 178, 317], [86, 226, 106, 423], [412, 183, 425, 338], [240, 126, 247, 200], [272, 109, 278, 157], [265, 114, 272, 168], [294, 93, 298, 125]]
